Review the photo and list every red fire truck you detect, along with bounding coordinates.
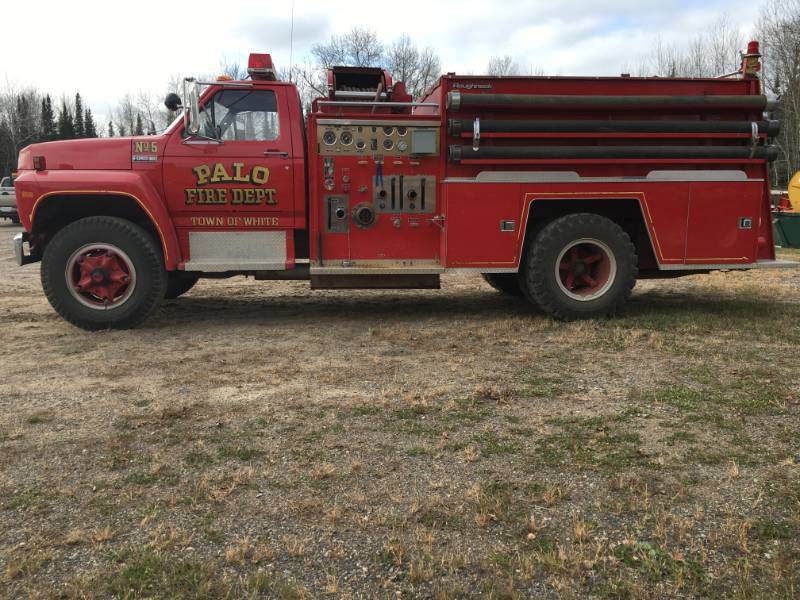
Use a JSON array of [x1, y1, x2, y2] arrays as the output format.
[[11, 43, 793, 330]]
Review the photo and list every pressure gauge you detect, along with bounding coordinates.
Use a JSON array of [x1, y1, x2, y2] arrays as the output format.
[[397, 140, 408, 152], [322, 130, 337, 145], [383, 138, 394, 151], [355, 140, 366, 151], [382, 126, 394, 136], [340, 131, 354, 145], [396, 126, 408, 136]]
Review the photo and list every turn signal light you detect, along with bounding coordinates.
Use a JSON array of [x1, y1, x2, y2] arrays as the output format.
[[33, 156, 46, 171]]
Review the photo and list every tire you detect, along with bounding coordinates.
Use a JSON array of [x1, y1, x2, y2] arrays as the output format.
[[521, 213, 637, 319], [41, 216, 167, 330], [164, 273, 199, 300], [482, 273, 524, 297]]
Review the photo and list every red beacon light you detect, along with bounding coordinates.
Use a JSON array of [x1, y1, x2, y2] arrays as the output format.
[[248, 53, 278, 81]]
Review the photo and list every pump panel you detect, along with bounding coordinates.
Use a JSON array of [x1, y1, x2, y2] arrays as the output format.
[[317, 121, 440, 157]]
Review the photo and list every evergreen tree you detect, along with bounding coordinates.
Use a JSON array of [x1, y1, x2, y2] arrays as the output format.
[[40, 95, 56, 140], [119, 124, 127, 137], [134, 113, 144, 136], [74, 93, 85, 138], [84, 108, 97, 138], [108, 121, 115, 137], [57, 100, 75, 139], [147, 119, 156, 135]]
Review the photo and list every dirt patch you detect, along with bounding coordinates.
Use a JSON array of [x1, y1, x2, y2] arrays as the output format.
[[1, 221, 799, 598]]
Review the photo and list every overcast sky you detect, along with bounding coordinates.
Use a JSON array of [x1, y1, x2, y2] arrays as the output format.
[[2, 0, 765, 127]]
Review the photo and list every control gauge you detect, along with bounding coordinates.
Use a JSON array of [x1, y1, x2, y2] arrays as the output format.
[[397, 140, 408, 152], [355, 139, 366, 151], [322, 130, 337, 145], [382, 126, 394, 136], [382, 138, 394, 151], [339, 130, 354, 146], [396, 126, 408, 136]]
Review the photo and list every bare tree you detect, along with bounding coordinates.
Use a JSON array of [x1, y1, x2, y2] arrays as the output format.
[[487, 55, 520, 76], [758, 0, 800, 186], [281, 60, 328, 114], [112, 94, 137, 138], [312, 27, 384, 68], [0, 83, 42, 175], [219, 57, 247, 81], [642, 17, 743, 77], [385, 35, 442, 99]]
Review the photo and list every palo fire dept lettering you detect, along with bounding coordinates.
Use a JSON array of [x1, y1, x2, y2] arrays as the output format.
[[184, 162, 278, 206]]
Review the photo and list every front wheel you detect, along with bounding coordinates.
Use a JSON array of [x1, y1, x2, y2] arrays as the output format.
[[521, 213, 637, 319], [41, 216, 167, 330]]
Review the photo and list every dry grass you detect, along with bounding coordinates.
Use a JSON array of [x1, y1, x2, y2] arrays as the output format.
[[0, 221, 799, 598]]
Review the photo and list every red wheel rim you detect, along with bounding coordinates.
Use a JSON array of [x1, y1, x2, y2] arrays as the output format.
[[65, 244, 136, 310], [555, 238, 616, 301]]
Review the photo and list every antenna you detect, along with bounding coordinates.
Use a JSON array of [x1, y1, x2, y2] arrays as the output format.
[[289, 0, 295, 82]]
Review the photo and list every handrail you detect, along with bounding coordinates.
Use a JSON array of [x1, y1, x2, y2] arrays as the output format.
[[317, 100, 439, 107]]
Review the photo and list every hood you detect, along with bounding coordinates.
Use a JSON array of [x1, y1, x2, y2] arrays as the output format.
[[17, 136, 165, 171]]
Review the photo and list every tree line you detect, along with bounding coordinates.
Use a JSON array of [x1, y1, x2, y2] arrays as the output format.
[[2, 5, 799, 186], [0, 91, 101, 176]]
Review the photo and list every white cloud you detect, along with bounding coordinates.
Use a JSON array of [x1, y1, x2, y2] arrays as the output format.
[[1, 0, 766, 126]]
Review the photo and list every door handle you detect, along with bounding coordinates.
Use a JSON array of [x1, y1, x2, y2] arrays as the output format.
[[263, 150, 289, 158]]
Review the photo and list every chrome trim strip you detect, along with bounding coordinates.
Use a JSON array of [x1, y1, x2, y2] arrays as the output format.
[[659, 260, 799, 271], [184, 261, 286, 272], [443, 170, 762, 184], [646, 170, 747, 181], [317, 119, 440, 127], [476, 171, 580, 182]]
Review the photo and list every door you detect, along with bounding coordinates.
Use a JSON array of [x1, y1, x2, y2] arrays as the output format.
[[163, 86, 296, 268], [685, 181, 762, 264]]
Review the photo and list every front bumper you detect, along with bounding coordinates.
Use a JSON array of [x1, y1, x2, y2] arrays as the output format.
[[13, 232, 36, 266]]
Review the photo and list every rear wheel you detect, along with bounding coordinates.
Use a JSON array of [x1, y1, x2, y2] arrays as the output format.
[[521, 213, 637, 319], [41, 216, 167, 330], [482, 273, 523, 297], [164, 273, 199, 299]]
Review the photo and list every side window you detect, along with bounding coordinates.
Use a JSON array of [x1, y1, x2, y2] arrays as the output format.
[[200, 89, 280, 142]]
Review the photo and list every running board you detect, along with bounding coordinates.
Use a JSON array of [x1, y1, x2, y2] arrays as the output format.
[[310, 274, 440, 289], [659, 259, 799, 271]]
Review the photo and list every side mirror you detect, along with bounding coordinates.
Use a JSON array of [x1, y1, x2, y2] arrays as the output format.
[[182, 79, 201, 136], [164, 93, 182, 112]]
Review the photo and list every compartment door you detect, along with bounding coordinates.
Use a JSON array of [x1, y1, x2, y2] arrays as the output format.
[[685, 181, 762, 264]]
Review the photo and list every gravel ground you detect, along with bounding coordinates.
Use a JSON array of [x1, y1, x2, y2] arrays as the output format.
[[0, 220, 799, 599]]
